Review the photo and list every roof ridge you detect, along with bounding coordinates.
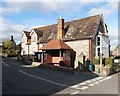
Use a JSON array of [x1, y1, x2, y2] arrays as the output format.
[[66, 14, 102, 23], [32, 14, 102, 30]]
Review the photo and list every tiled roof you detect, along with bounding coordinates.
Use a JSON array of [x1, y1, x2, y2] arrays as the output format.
[[23, 31, 31, 45], [23, 31, 30, 37], [34, 14, 103, 43], [26, 39, 31, 45], [34, 29, 43, 38], [40, 39, 73, 50], [35, 24, 57, 43], [23, 14, 105, 44]]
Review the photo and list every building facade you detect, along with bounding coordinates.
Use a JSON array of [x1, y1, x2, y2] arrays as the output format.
[[21, 14, 110, 68]]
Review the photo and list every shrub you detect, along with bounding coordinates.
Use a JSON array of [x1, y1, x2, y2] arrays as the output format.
[[92, 57, 99, 65], [105, 57, 112, 67]]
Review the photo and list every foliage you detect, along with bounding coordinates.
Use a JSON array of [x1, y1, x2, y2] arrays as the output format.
[[105, 57, 112, 67], [2, 41, 17, 54], [92, 57, 99, 65], [16, 45, 21, 53], [111, 64, 118, 71], [92, 57, 113, 67]]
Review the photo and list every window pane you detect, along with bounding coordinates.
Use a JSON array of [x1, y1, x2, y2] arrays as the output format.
[[97, 42, 100, 46], [97, 37, 100, 41], [97, 37, 100, 46], [97, 48, 100, 56], [98, 48, 100, 51]]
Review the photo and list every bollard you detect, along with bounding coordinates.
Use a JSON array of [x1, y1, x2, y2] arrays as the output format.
[[98, 68, 100, 75]]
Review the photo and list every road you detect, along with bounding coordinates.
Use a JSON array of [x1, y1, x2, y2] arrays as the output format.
[[2, 57, 119, 96]]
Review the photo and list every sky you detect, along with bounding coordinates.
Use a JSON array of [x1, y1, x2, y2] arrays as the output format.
[[1, 0, 119, 51]]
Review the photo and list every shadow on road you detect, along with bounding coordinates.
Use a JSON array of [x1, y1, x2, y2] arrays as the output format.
[[2, 57, 99, 95]]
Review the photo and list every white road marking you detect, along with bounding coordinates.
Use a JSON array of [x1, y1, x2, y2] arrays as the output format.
[[88, 83, 95, 87], [91, 79, 96, 82], [80, 86, 89, 90], [99, 80, 104, 82], [70, 91, 79, 95], [96, 77, 103, 80], [2, 62, 10, 67], [18, 70, 69, 87], [79, 82, 86, 85], [71, 84, 80, 88], [85, 80, 92, 83], [70, 76, 108, 90], [94, 81, 100, 84], [103, 76, 112, 81], [91, 77, 103, 82], [106, 76, 112, 80], [18, 69, 112, 93]]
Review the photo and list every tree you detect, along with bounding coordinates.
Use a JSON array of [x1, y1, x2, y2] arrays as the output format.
[[2, 41, 16, 54]]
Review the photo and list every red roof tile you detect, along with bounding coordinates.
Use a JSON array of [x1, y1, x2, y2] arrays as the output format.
[[40, 39, 73, 50]]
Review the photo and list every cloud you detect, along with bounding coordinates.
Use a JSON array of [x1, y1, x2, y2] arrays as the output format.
[[0, 7, 21, 15], [87, 2, 118, 50], [108, 27, 118, 50], [1, 1, 118, 49], [1, 16, 48, 44], [2, 0, 119, 2], [87, 2, 118, 17], [1, 2, 83, 15], [1, 17, 25, 44], [1, 2, 36, 15]]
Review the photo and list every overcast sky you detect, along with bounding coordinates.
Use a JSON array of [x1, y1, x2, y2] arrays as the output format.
[[1, 0, 119, 50]]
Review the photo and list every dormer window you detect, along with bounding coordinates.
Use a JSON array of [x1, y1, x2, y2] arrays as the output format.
[[32, 36, 36, 42]]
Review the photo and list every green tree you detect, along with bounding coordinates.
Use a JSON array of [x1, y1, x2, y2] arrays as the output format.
[[2, 41, 16, 54]]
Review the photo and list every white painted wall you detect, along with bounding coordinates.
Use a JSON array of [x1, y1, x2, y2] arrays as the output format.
[[96, 34, 110, 58], [30, 31, 38, 54], [21, 33, 28, 55], [38, 44, 44, 52], [101, 35, 110, 58]]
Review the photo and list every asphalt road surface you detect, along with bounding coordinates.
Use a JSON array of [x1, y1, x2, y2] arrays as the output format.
[[2, 57, 119, 96]]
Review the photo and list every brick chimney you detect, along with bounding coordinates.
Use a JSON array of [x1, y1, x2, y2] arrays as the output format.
[[57, 15, 64, 39], [10, 35, 14, 42]]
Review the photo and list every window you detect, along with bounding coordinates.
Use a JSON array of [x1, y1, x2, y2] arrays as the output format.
[[97, 48, 100, 56], [32, 36, 36, 42], [97, 37, 100, 46]]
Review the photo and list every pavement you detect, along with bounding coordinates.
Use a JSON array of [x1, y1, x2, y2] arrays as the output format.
[[2, 57, 119, 95], [54, 73, 118, 95]]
